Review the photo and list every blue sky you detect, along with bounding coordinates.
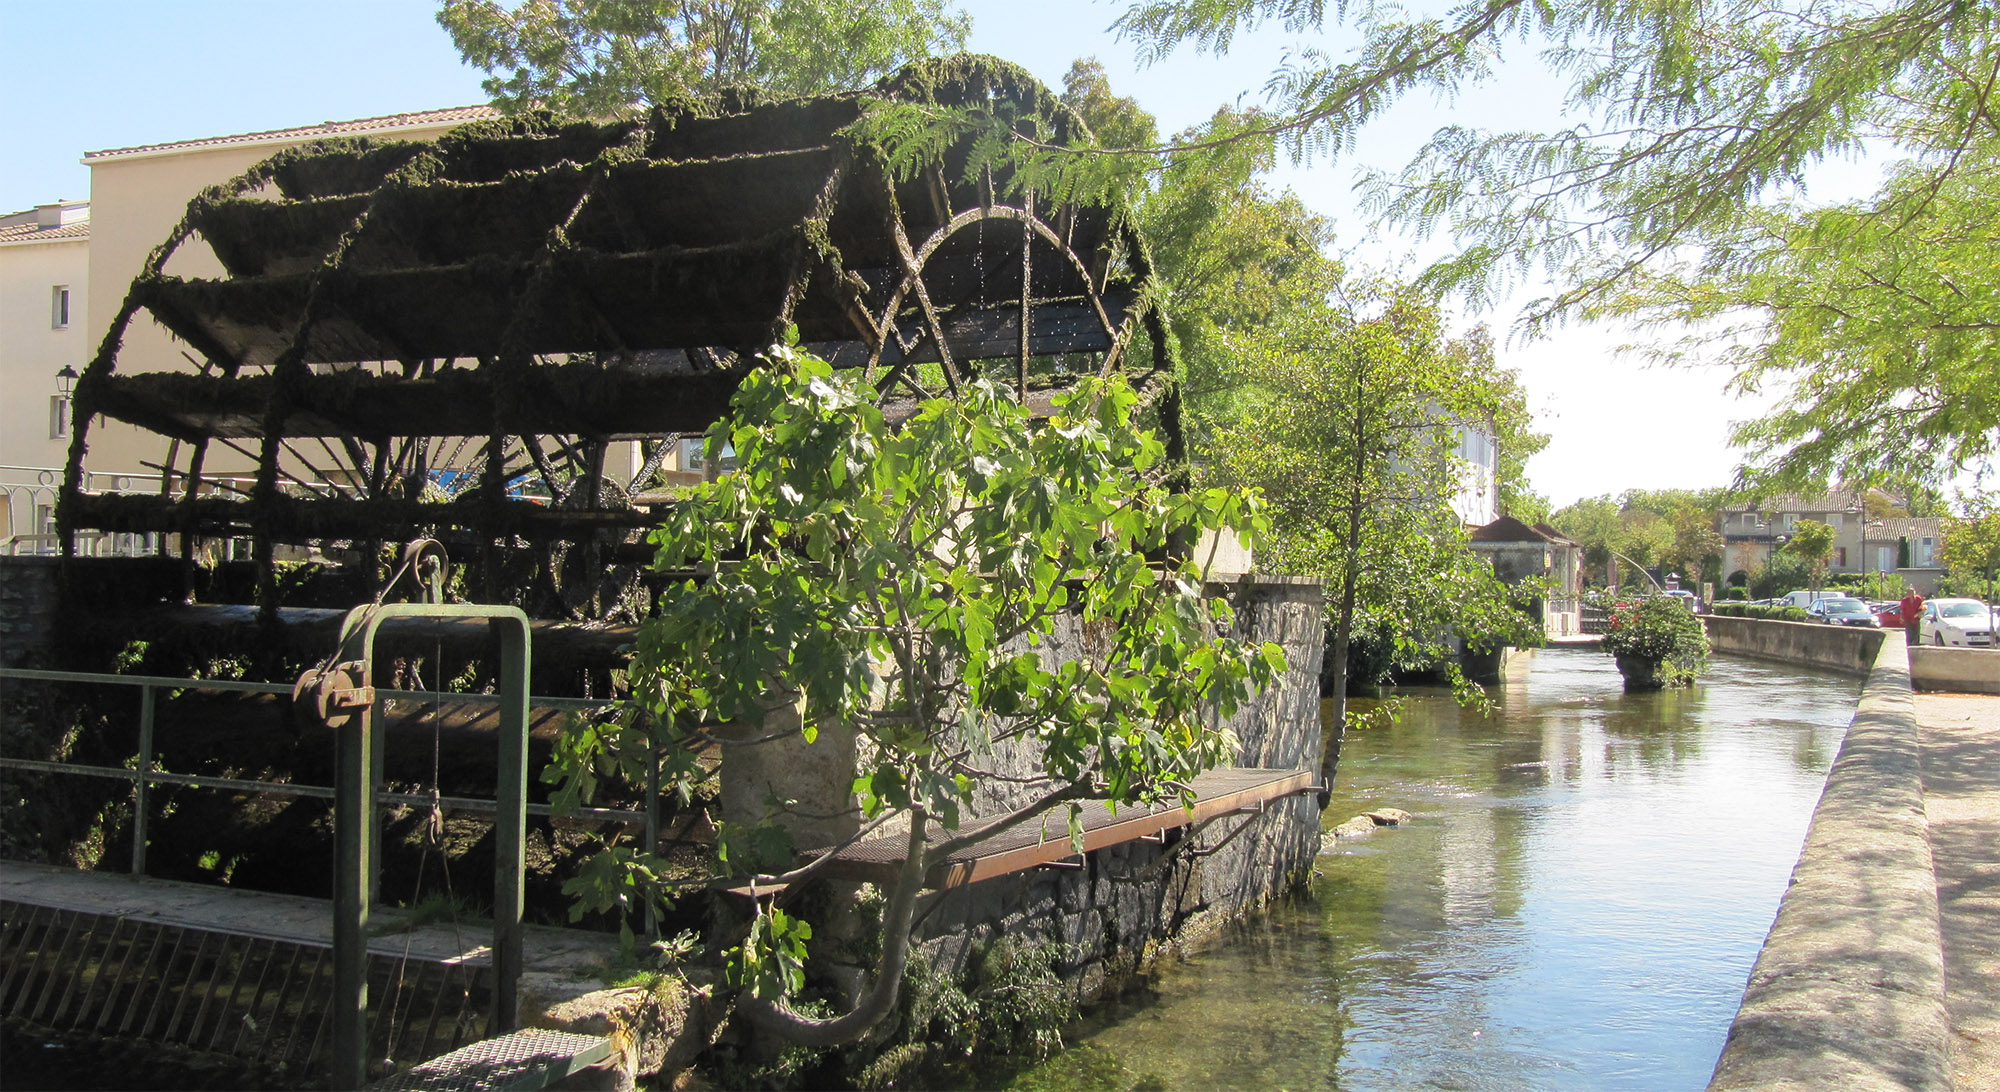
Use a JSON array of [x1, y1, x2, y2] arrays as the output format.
[[0, 0, 1796, 508]]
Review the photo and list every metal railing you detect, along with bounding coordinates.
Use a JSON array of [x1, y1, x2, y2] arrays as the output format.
[[2, 465, 167, 557], [0, 667, 653, 878], [0, 464, 337, 558]]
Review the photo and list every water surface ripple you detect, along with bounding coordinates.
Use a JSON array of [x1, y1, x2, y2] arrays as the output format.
[[1008, 648, 1860, 1092]]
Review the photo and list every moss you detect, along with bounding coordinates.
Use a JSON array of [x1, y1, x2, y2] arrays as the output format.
[[71, 53, 1185, 608]]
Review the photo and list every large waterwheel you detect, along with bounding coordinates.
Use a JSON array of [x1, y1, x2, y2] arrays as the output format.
[[61, 55, 1175, 632]]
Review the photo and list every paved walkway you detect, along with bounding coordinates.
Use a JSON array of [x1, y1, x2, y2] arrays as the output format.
[[1915, 689, 2000, 1091]]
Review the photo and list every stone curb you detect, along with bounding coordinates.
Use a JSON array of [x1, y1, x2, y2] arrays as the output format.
[[1708, 636, 1953, 1091]]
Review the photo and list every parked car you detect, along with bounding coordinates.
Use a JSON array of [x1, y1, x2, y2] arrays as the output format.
[[1921, 599, 1998, 647], [1661, 589, 1701, 613], [1808, 597, 1880, 628], [1871, 600, 1909, 628]]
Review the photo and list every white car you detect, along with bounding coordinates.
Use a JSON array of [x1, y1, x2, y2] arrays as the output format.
[[1661, 589, 1701, 613], [1921, 598, 1998, 648]]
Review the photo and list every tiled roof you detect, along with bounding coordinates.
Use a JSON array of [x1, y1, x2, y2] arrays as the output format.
[[1719, 490, 1868, 514], [1471, 515, 1570, 544], [0, 220, 88, 244], [84, 106, 501, 161], [1862, 517, 1946, 540]]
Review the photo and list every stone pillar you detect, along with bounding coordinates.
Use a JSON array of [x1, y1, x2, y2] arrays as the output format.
[[716, 687, 859, 851]]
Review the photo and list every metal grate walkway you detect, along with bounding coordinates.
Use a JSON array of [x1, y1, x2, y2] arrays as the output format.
[[368, 1028, 618, 1091], [1, 899, 493, 1078]]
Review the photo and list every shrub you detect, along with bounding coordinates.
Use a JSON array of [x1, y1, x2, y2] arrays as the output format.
[[1603, 596, 1710, 687], [1711, 602, 1814, 622]]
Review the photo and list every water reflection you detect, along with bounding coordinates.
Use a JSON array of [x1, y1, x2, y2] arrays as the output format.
[[1008, 649, 1859, 1092]]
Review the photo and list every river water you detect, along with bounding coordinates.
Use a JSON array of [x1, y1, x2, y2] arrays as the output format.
[[1007, 647, 1861, 1092]]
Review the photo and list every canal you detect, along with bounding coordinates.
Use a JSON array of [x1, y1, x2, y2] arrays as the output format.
[[1008, 647, 1862, 1092]]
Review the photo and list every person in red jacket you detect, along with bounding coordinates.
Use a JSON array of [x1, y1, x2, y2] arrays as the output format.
[[1899, 589, 1925, 644]]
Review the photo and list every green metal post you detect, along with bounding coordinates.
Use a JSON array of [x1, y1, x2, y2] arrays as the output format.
[[329, 599, 530, 1089], [369, 698, 386, 905], [132, 684, 154, 876], [331, 686, 375, 1091], [493, 617, 529, 1035]]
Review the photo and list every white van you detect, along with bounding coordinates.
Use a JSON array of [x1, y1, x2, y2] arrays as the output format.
[[1779, 589, 1840, 610]]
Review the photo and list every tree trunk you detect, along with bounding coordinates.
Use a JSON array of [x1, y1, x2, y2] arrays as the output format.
[[1318, 571, 1357, 811], [1318, 401, 1368, 811]]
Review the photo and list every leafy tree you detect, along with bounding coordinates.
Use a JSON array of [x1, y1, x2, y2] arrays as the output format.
[[1056, 57, 1159, 153], [1942, 496, 2000, 601], [1202, 282, 1539, 794], [1441, 327, 1549, 524], [1552, 495, 1621, 585], [1783, 518, 1837, 591], [904, 0, 2000, 490], [438, 0, 970, 113], [560, 348, 1281, 1045], [1748, 551, 1812, 601], [1610, 511, 1672, 583], [1664, 504, 1725, 588], [1059, 65, 1348, 453]]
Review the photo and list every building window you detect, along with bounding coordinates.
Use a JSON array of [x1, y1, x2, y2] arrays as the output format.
[[52, 285, 70, 329], [49, 395, 70, 439], [1835, 547, 1847, 567]]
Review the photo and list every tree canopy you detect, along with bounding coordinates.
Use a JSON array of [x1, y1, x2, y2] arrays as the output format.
[[1078, 0, 2000, 490], [1941, 495, 2000, 599], [554, 348, 1281, 1044], [1201, 281, 1542, 789], [438, 0, 970, 112]]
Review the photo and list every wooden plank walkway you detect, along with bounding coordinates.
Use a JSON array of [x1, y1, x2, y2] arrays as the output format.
[[808, 767, 1315, 889]]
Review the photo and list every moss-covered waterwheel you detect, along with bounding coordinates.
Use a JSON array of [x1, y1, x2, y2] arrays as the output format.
[[59, 54, 1175, 634]]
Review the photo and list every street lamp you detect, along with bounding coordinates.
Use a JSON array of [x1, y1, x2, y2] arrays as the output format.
[[55, 364, 78, 397]]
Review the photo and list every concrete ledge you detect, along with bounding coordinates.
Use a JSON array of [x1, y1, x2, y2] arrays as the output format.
[[1702, 615, 1885, 676], [1708, 637, 1952, 1092], [1909, 646, 2000, 694]]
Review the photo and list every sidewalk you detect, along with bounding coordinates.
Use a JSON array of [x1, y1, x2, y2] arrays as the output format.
[[1916, 689, 2000, 1090]]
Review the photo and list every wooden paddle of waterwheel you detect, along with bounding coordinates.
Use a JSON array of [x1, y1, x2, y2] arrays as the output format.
[[59, 55, 1175, 654]]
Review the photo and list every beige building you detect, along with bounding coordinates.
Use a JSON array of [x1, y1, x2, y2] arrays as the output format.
[[79, 108, 501, 482], [1469, 516, 1584, 637], [1717, 489, 1946, 593], [1717, 490, 1873, 578], [1, 201, 90, 544]]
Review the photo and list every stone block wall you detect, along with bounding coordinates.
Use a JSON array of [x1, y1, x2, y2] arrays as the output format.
[[908, 575, 1326, 995], [1908, 646, 2000, 694], [0, 557, 61, 669], [1701, 614, 1884, 676]]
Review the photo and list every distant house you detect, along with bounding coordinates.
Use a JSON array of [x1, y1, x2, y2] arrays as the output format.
[[1448, 421, 1501, 528], [1715, 490, 1946, 595], [1860, 517, 1946, 595], [1470, 515, 1583, 637], [1387, 415, 1501, 529], [1, 201, 89, 547], [1716, 490, 1875, 577]]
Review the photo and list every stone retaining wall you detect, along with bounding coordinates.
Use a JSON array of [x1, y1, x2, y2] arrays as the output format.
[[1708, 636, 1952, 1091], [0, 557, 60, 669], [908, 575, 1327, 995], [1908, 646, 2000, 694], [1701, 614, 1884, 676]]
